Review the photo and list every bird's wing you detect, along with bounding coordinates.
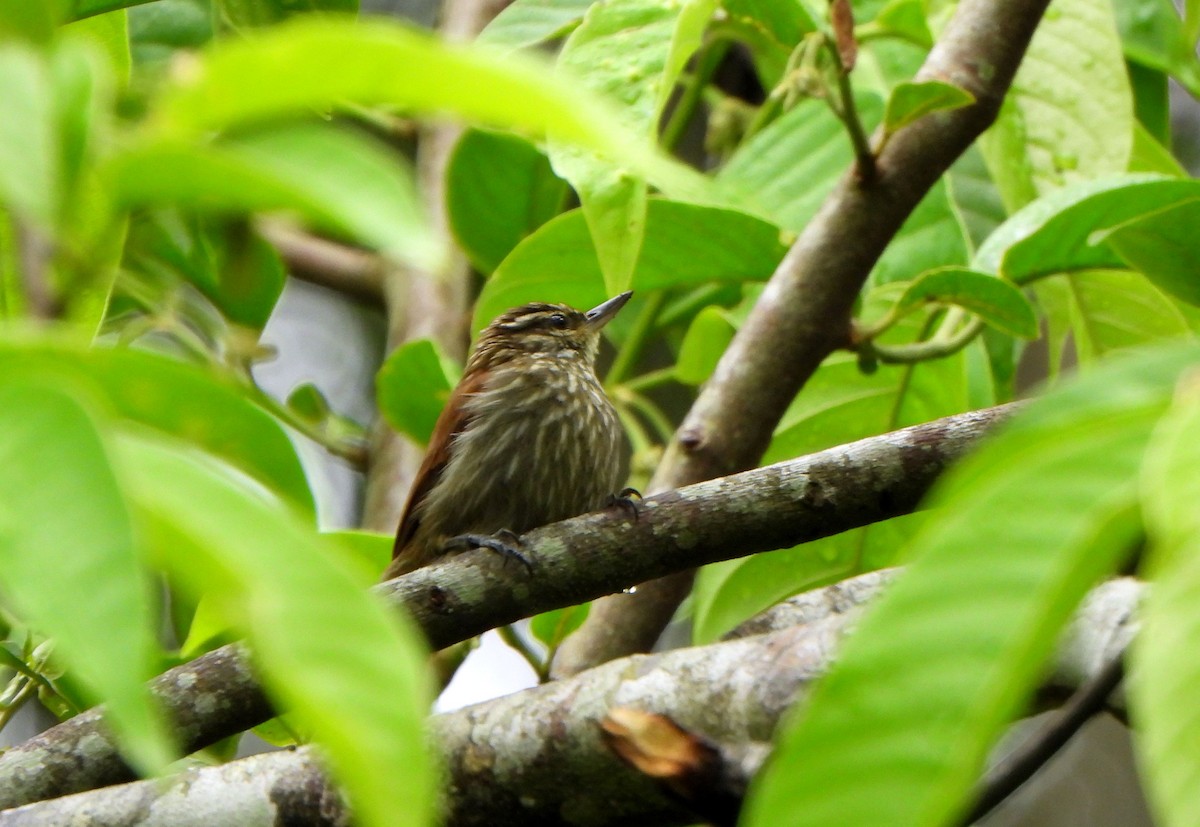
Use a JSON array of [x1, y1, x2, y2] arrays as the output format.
[[391, 369, 486, 562]]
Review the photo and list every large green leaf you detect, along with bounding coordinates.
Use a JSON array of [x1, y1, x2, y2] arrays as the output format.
[[979, 0, 1132, 211], [551, 0, 718, 292], [120, 433, 433, 827], [446, 129, 566, 275], [1115, 0, 1200, 96], [744, 343, 1200, 827], [717, 95, 884, 233], [1134, 382, 1200, 827], [146, 17, 710, 203], [0, 380, 173, 776], [110, 122, 438, 270], [0, 334, 314, 512], [973, 175, 1200, 281], [473, 199, 787, 331]]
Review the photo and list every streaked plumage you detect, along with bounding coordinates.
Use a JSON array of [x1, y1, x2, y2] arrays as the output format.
[[384, 293, 631, 579]]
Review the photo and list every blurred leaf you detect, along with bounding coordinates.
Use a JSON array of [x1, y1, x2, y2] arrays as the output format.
[[216, 0, 357, 29], [127, 0, 213, 67], [0, 334, 315, 512], [896, 267, 1037, 339], [0, 45, 58, 227], [530, 603, 590, 650], [744, 342, 1200, 827], [979, 0, 1132, 211], [871, 0, 932, 47], [63, 8, 131, 81], [120, 433, 433, 827], [883, 80, 973, 135], [720, 0, 817, 82], [478, 0, 593, 50], [475, 199, 786, 332], [675, 305, 734, 385], [1134, 379, 1200, 827], [322, 530, 393, 583], [376, 338, 462, 446], [147, 17, 715, 206], [0, 0, 65, 42], [447, 129, 566, 274], [0, 380, 174, 775], [111, 122, 439, 270], [1130, 119, 1185, 176], [973, 175, 1200, 280]]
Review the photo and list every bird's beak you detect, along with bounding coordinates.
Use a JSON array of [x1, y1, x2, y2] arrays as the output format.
[[584, 291, 633, 330]]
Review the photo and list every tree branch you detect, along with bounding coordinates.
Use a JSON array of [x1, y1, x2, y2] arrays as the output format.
[[0, 404, 1013, 808], [0, 574, 1139, 826], [553, 0, 1055, 676], [259, 221, 386, 307]]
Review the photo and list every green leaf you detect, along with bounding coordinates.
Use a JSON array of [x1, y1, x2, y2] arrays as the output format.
[[1130, 119, 1186, 176], [871, 0, 932, 47], [0, 45, 59, 227], [127, 0, 214, 67], [322, 530, 393, 583], [692, 515, 922, 644], [883, 79, 974, 135], [0, 334, 315, 512], [1103, 199, 1200, 306], [216, 0, 358, 29], [529, 603, 590, 650], [1134, 381, 1200, 827], [551, 0, 718, 293], [1036, 270, 1191, 368], [448, 129, 567, 274], [111, 122, 439, 270], [147, 17, 712, 205], [744, 342, 1200, 827], [972, 174, 1200, 281], [870, 180, 970, 285], [474, 199, 787, 332], [978, 0, 1133, 211], [0, 0, 65, 41], [896, 267, 1037, 339], [1114, 0, 1200, 96], [0, 380, 174, 775], [720, 0, 817, 82], [119, 433, 433, 827], [717, 94, 884, 233], [675, 305, 734, 385], [946, 145, 1007, 253], [376, 338, 462, 447], [477, 0, 594, 50]]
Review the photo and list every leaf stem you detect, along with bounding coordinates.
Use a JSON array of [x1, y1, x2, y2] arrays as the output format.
[[822, 34, 876, 181]]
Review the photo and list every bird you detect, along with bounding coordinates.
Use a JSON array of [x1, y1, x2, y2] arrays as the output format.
[[382, 291, 633, 580]]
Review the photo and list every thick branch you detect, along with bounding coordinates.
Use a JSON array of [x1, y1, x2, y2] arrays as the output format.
[[554, 0, 1054, 674], [0, 405, 1012, 808], [0, 575, 1139, 826], [260, 222, 386, 306]]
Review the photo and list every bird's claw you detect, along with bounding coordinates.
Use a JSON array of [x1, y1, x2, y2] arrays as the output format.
[[607, 487, 643, 521], [445, 530, 533, 572]]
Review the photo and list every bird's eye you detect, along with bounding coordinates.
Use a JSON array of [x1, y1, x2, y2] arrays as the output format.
[[548, 313, 568, 329]]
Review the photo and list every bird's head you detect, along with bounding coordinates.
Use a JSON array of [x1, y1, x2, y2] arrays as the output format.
[[474, 291, 633, 365]]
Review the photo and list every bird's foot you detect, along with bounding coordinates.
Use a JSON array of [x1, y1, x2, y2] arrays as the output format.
[[607, 487, 643, 521], [444, 529, 532, 572]]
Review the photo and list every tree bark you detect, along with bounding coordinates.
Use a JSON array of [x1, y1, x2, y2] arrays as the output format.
[[0, 405, 1013, 809], [0, 575, 1138, 826]]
